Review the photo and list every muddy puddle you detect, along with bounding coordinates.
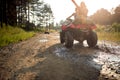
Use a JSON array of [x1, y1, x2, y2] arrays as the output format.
[[53, 42, 120, 80], [39, 35, 48, 43], [39, 34, 59, 43], [39, 39, 48, 42], [54, 46, 102, 70]]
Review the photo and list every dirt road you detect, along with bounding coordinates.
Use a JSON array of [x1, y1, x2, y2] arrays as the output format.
[[0, 32, 120, 80]]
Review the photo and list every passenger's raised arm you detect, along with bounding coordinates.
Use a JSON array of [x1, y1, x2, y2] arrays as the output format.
[[71, 0, 79, 8]]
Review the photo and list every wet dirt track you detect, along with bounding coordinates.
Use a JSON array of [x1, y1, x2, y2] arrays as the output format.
[[0, 32, 120, 80]]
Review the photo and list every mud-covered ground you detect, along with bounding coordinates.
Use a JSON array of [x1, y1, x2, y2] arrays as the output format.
[[0, 32, 120, 80]]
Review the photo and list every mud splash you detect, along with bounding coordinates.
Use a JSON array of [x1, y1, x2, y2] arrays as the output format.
[[98, 41, 120, 55]]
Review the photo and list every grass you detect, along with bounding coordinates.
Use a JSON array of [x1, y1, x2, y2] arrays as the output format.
[[97, 32, 120, 42], [96, 24, 120, 43], [0, 25, 35, 47]]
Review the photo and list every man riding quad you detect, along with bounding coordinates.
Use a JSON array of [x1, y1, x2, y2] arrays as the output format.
[[60, 0, 98, 48]]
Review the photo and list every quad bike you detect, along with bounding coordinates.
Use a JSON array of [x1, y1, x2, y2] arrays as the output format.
[[60, 0, 98, 48], [60, 19, 98, 48]]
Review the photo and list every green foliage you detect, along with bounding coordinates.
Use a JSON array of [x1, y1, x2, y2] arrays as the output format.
[[0, 25, 35, 47], [111, 23, 120, 32], [95, 23, 120, 32]]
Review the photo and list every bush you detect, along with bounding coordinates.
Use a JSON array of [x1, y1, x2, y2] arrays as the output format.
[[111, 23, 120, 32], [0, 25, 35, 47]]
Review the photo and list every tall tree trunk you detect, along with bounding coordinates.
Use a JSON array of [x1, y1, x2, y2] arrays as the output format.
[[0, 0, 3, 28], [28, 2, 30, 21], [7, 0, 17, 26], [4, 0, 8, 26]]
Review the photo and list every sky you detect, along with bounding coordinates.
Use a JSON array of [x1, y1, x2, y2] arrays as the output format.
[[44, 0, 120, 23]]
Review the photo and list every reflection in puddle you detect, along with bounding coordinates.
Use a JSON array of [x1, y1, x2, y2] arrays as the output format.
[[38, 34, 59, 43], [54, 47, 102, 70], [53, 35, 59, 39], [54, 47, 68, 58], [39, 39, 48, 42], [54, 47, 84, 63], [39, 35, 48, 42]]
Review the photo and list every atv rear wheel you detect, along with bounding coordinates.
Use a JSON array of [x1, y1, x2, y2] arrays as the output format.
[[87, 31, 98, 47]]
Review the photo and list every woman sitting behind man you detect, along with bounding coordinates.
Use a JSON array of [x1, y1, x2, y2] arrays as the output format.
[[67, 1, 88, 25]]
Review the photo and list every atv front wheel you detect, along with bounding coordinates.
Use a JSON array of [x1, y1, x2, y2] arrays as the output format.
[[64, 31, 74, 48], [60, 31, 65, 44], [87, 31, 98, 47]]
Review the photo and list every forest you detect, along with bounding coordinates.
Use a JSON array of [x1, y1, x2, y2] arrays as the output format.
[[0, 0, 120, 46], [0, 0, 120, 29], [0, 0, 54, 30]]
